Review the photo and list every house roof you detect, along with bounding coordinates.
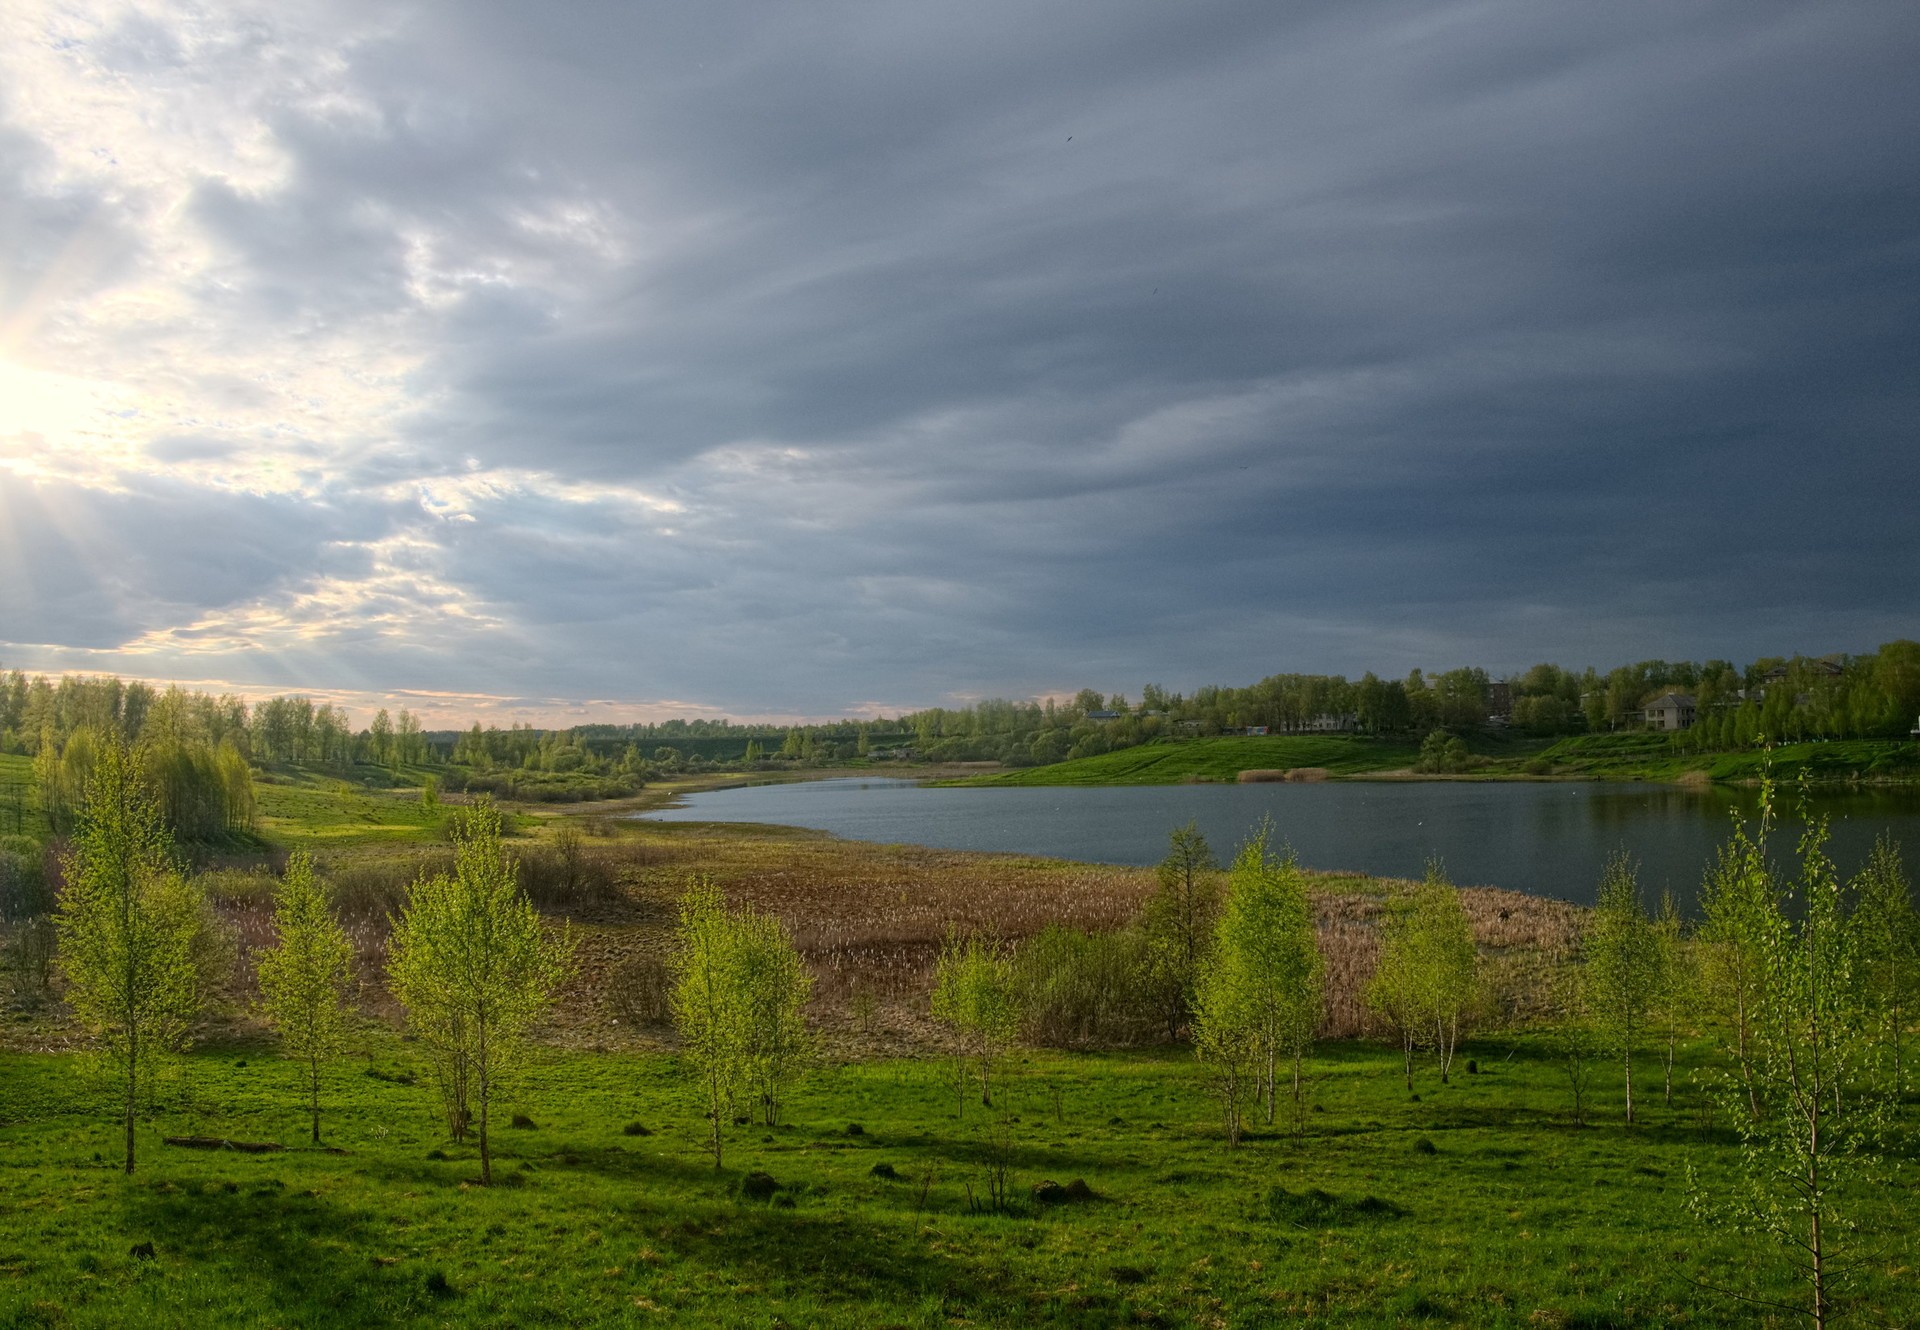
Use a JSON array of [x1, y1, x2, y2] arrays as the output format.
[[1645, 691, 1696, 709]]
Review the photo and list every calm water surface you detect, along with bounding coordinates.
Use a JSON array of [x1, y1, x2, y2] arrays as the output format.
[[638, 777, 1920, 908]]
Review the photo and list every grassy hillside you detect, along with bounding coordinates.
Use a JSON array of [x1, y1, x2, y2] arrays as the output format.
[[948, 732, 1920, 788], [1531, 733, 1920, 782], [252, 767, 453, 848], [5, 1033, 1909, 1328], [952, 735, 1438, 786], [0, 753, 47, 839]]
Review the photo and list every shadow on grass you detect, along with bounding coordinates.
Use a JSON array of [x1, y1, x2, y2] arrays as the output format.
[[122, 1185, 429, 1328], [652, 1202, 1056, 1322]]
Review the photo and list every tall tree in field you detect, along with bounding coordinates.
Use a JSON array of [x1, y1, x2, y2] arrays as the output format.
[[1140, 821, 1222, 1040], [256, 851, 352, 1143], [1369, 863, 1479, 1085], [1690, 813, 1891, 1330], [55, 741, 202, 1173], [1201, 828, 1323, 1131], [672, 877, 749, 1166], [1651, 889, 1696, 1109], [930, 930, 1022, 1115], [737, 909, 813, 1127], [1698, 795, 1781, 1119], [1585, 853, 1663, 1123], [1850, 835, 1918, 1097], [1365, 897, 1424, 1092], [1192, 951, 1259, 1147], [388, 802, 571, 1185]]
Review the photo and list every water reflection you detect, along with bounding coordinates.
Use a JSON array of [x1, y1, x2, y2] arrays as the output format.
[[638, 777, 1920, 911]]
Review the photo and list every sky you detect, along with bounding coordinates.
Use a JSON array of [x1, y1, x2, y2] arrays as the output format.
[[1, 1, 1915, 727]]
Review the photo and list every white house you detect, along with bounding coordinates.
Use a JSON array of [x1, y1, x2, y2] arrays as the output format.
[[1642, 692, 1697, 731]]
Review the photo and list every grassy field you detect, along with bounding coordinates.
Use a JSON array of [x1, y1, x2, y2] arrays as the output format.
[[0, 753, 48, 840], [948, 736, 1429, 786], [4, 759, 1916, 1327], [1531, 733, 1920, 783], [948, 733, 1920, 788], [4, 1031, 1913, 1329]]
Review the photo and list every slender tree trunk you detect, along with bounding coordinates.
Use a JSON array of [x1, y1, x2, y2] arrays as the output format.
[[1663, 1026, 1675, 1108], [476, 1030, 492, 1186], [1809, 1102, 1825, 1330], [1402, 1028, 1414, 1092], [124, 1034, 138, 1175], [1623, 1047, 1634, 1124], [1263, 1038, 1277, 1125], [310, 1054, 322, 1143]]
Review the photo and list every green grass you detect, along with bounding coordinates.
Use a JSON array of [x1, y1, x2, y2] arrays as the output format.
[[947, 732, 1920, 789], [3, 1036, 1912, 1328], [252, 766, 454, 849], [950, 735, 1435, 786], [0, 753, 47, 840], [1535, 733, 1920, 782]]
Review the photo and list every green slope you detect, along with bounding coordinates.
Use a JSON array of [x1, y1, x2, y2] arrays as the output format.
[[946, 735, 1426, 786]]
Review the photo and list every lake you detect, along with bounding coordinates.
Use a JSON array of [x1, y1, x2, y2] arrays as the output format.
[[637, 777, 1920, 908]]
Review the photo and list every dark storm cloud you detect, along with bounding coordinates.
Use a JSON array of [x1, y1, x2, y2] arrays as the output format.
[[3, 0, 1915, 711]]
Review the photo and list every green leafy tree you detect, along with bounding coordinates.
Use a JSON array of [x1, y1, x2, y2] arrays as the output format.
[[1585, 852, 1663, 1123], [1690, 811, 1893, 1330], [388, 802, 571, 1185], [1367, 863, 1478, 1086], [256, 851, 352, 1143], [1850, 835, 1918, 1097], [1191, 954, 1259, 1147], [54, 741, 203, 1173], [1699, 797, 1779, 1119], [737, 909, 813, 1127], [1200, 828, 1323, 1132], [930, 930, 1021, 1114], [1651, 889, 1696, 1108], [671, 876, 749, 1167], [1139, 821, 1221, 1039], [367, 708, 394, 766]]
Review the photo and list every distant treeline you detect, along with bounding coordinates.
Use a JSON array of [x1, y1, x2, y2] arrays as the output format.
[[2, 640, 1916, 800], [871, 641, 1920, 765]]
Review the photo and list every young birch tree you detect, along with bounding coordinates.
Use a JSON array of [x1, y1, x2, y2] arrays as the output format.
[[1850, 835, 1917, 1098], [1586, 852, 1663, 1124], [55, 741, 202, 1173], [738, 909, 813, 1127], [1192, 951, 1259, 1147], [1203, 829, 1323, 1131], [256, 851, 352, 1143], [672, 877, 749, 1166], [1140, 821, 1221, 1040], [1691, 812, 1891, 1330], [1366, 900, 1424, 1092], [1372, 863, 1480, 1085], [1698, 796, 1780, 1120], [930, 930, 1021, 1115], [1651, 889, 1695, 1109], [388, 802, 571, 1185]]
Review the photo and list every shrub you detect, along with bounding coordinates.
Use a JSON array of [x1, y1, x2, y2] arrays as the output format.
[[517, 826, 623, 911], [607, 952, 674, 1028], [0, 840, 50, 922], [1013, 924, 1153, 1049]]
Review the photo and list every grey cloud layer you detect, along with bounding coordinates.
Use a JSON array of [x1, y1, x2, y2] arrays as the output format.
[[2, 0, 1915, 713]]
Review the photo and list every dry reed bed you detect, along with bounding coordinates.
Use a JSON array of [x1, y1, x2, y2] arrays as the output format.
[[4, 824, 1588, 1056]]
